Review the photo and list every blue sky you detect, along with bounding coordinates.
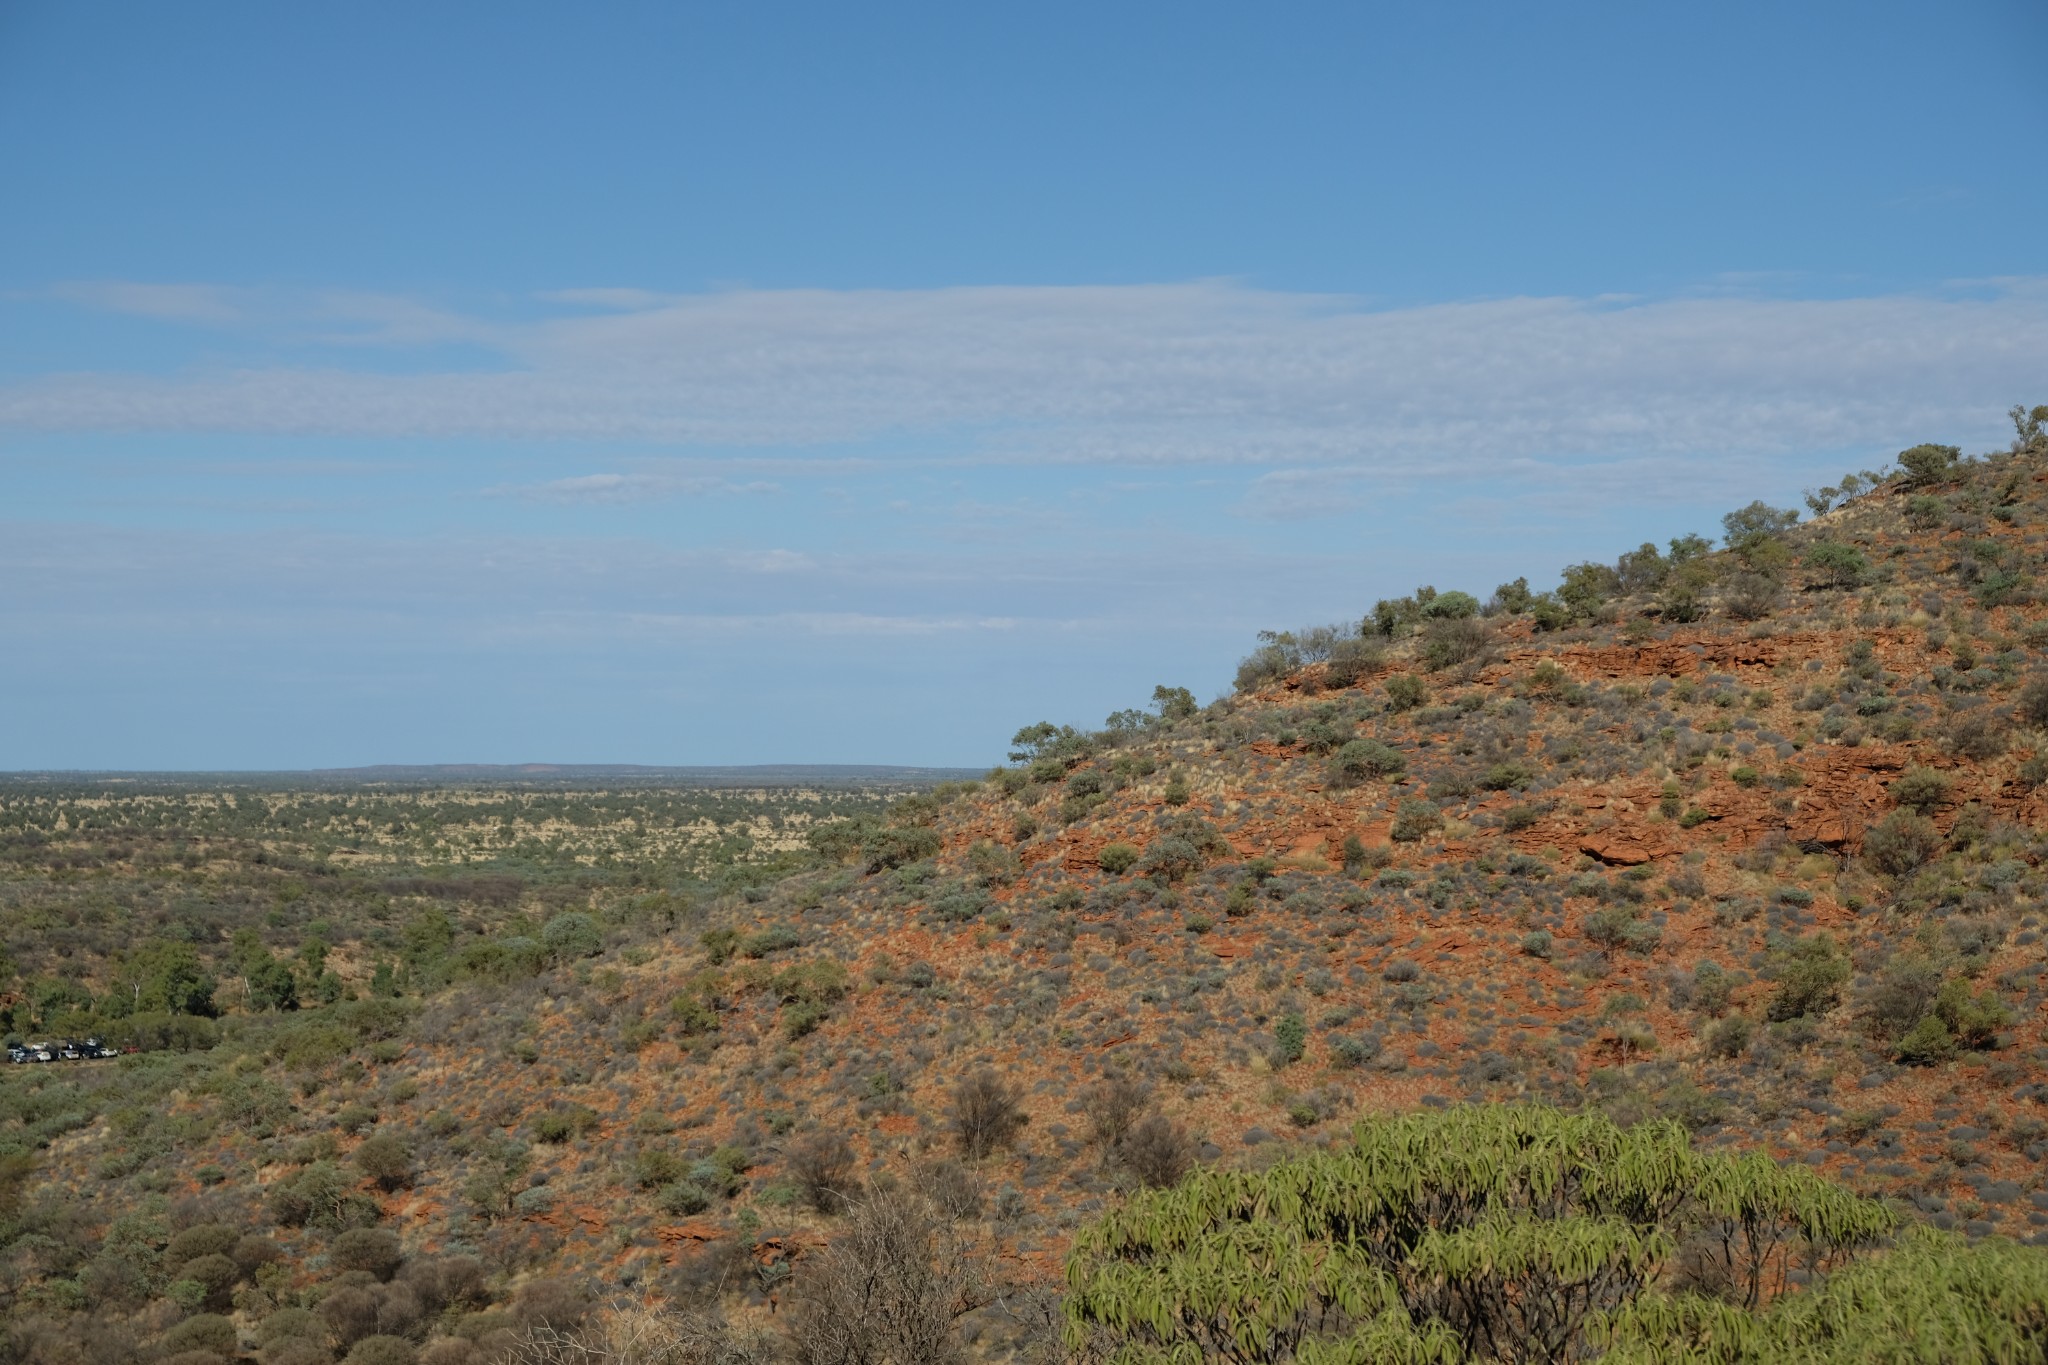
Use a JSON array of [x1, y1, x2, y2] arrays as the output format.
[[2, 0, 2045, 770]]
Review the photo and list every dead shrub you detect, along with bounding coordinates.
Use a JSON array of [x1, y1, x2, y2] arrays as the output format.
[[950, 1070, 1028, 1159], [1081, 1073, 1153, 1154], [785, 1187, 988, 1365], [1723, 573, 1781, 621], [787, 1133, 858, 1215], [1116, 1114, 1195, 1190], [504, 1302, 775, 1365]]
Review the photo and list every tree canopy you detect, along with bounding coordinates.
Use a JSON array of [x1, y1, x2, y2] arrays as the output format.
[[1062, 1104, 2048, 1363]]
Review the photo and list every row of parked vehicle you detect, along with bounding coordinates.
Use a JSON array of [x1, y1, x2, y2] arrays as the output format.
[[7, 1038, 121, 1063]]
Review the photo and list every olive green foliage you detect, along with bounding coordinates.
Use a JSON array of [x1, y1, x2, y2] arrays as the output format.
[[1557, 562, 1620, 618], [540, 910, 602, 960], [1863, 810, 1942, 877], [1271, 1013, 1307, 1066], [1804, 542, 1870, 589], [1897, 442, 1961, 487], [1385, 675, 1429, 713], [1764, 935, 1849, 1022], [1064, 1105, 1897, 1364], [1371, 586, 1479, 637], [1721, 502, 1800, 554], [1421, 617, 1496, 672], [1099, 842, 1140, 875], [1887, 767, 1949, 815], [1601, 1228, 2048, 1365], [1329, 740, 1407, 788], [1390, 799, 1444, 844]]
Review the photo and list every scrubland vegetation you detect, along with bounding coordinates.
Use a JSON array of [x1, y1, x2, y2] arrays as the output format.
[[6, 405, 2048, 1361]]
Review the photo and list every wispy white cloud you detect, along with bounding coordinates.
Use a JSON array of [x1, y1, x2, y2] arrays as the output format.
[[484, 472, 781, 503], [48, 280, 251, 325], [11, 279, 2047, 486]]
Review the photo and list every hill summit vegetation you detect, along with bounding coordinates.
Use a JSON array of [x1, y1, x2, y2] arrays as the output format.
[[5, 404, 2048, 1363]]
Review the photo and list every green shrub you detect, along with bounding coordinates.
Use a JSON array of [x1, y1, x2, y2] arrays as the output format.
[[1889, 766, 1950, 814], [353, 1133, 413, 1191], [1689, 962, 1732, 1017], [344, 1337, 418, 1365], [772, 958, 849, 1006], [531, 1106, 600, 1144], [1063, 1104, 1904, 1365], [1384, 675, 1428, 712], [1722, 500, 1800, 551], [1329, 739, 1406, 787], [699, 927, 741, 965], [1895, 1014, 1957, 1066], [740, 925, 800, 958], [1806, 541, 1871, 588], [1934, 977, 2012, 1049], [1097, 842, 1139, 875], [632, 1148, 686, 1190], [1420, 617, 1494, 672], [1704, 1014, 1754, 1058], [330, 1227, 403, 1280], [1329, 1036, 1378, 1068], [655, 1180, 711, 1216], [1479, 763, 1534, 791], [268, 1160, 376, 1230], [540, 912, 602, 960], [861, 825, 941, 873], [1137, 836, 1205, 882], [1389, 799, 1443, 843], [161, 1314, 237, 1358], [1864, 809, 1941, 876], [1724, 572, 1782, 621], [670, 993, 719, 1036], [1272, 1013, 1307, 1066], [1905, 494, 1945, 529], [1419, 590, 1480, 619], [1765, 935, 1849, 1022]]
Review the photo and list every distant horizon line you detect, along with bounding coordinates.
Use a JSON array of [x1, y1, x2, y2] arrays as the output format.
[[0, 761, 990, 780]]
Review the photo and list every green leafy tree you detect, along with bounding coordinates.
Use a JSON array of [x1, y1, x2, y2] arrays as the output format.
[[106, 940, 217, 1018], [1010, 721, 1089, 764], [245, 955, 299, 1012], [1064, 1105, 1899, 1364], [1420, 590, 1480, 620], [1557, 562, 1621, 617], [1721, 501, 1800, 552], [1897, 442, 1960, 486], [1805, 542, 1871, 589]]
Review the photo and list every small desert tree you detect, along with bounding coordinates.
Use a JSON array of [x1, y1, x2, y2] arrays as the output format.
[[1063, 1104, 1902, 1364]]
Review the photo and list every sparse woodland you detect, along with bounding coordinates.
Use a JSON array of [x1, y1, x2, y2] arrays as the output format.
[[7, 406, 2048, 1361]]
